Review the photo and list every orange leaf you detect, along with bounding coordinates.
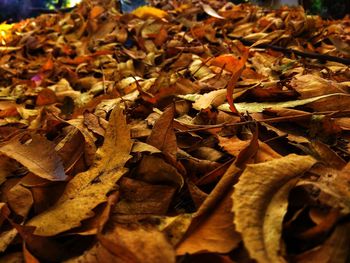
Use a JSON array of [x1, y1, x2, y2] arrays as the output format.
[[211, 44, 249, 113], [210, 54, 243, 73], [0, 106, 18, 118], [41, 58, 54, 72], [154, 27, 168, 47], [90, 6, 105, 19], [36, 89, 57, 106]]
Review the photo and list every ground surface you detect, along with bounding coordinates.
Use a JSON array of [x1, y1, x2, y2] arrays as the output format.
[[0, 0, 349, 262]]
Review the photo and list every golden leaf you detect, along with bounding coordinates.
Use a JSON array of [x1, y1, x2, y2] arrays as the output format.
[[232, 154, 316, 263], [27, 105, 132, 236]]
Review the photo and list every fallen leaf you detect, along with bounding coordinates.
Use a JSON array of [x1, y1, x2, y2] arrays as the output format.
[[132, 6, 168, 19], [176, 190, 241, 255], [0, 134, 66, 181], [202, 4, 225, 19], [113, 177, 176, 215], [176, 126, 258, 255], [232, 154, 317, 263], [294, 223, 350, 263], [36, 89, 57, 106], [218, 136, 251, 157], [90, 6, 105, 19], [27, 105, 132, 236], [290, 74, 346, 99], [67, 224, 175, 263], [147, 105, 177, 160], [137, 155, 184, 188], [193, 89, 227, 110], [7, 181, 33, 218]]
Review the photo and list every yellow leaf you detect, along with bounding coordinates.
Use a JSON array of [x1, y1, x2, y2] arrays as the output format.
[[27, 105, 132, 236], [132, 6, 168, 19]]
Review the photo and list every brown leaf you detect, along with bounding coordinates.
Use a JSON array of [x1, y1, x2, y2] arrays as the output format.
[[147, 105, 177, 159], [232, 154, 317, 263], [67, 224, 175, 263], [7, 181, 33, 218], [305, 94, 350, 112], [137, 155, 184, 188], [12, 224, 66, 262], [36, 89, 57, 106], [90, 6, 105, 19], [114, 177, 176, 215], [176, 126, 259, 254], [0, 252, 24, 263], [0, 134, 66, 181], [218, 135, 251, 157], [290, 74, 346, 99], [176, 190, 241, 255], [27, 105, 132, 236], [294, 223, 350, 263], [0, 229, 17, 253]]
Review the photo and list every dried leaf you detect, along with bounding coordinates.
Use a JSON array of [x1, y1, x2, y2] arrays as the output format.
[[290, 74, 346, 99], [27, 105, 132, 236], [147, 105, 177, 159], [294, 223, 350, 263], [225, 45, 249, 113], [137, 155, 184, 188], [193, 89, 227, 110], [0, 134, 66, 181], [67, 224, 175, 263], [232, 154, 317, 263], [114, 177, 176, 215], [176, 190, 241, 255], [132, 6, 168, 19], [202, 4, 225, 19]]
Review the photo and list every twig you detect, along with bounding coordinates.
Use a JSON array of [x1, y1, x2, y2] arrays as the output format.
[[230, 36, 350, 65], [175, 109, 350, 133]]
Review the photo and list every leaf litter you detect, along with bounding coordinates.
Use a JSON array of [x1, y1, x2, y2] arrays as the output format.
[[0, 0, 349, 262]]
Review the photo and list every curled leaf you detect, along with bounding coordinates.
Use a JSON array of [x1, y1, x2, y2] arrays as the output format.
[[202, 4, 225, 19], [232, 154, 316, 263]]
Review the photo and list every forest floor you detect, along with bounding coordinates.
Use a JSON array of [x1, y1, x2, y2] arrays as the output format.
[[0, 0, 349, 262]]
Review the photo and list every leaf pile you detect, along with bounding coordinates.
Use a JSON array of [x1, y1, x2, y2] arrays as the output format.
[[0, 0, 350, 262]]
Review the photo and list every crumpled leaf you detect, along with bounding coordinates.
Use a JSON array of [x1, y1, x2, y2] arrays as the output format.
[[0, 134, 66, 181], [232, 154, 317, 263], [27, 105, 132, 236]]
